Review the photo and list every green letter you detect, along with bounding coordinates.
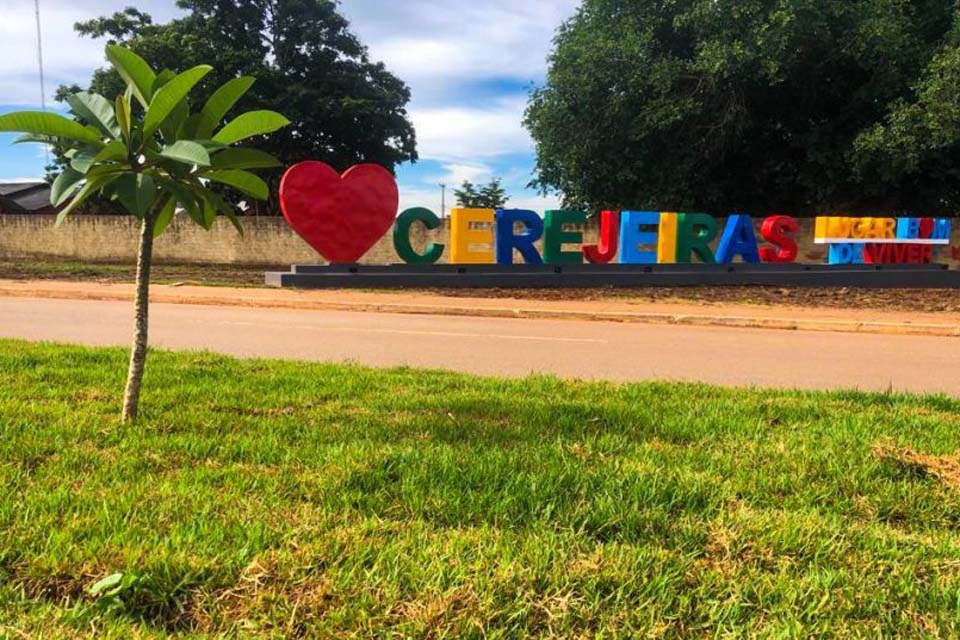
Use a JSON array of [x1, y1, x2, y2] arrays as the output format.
[[543, 210, 586, 264], [676, 213, 718, 263], [393, 207, 445, 264]]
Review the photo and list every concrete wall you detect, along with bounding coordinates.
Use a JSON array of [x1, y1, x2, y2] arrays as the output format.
[[0, 214, 956, 267], [0, 214, 444, 266], [0, 215, 348, 266]]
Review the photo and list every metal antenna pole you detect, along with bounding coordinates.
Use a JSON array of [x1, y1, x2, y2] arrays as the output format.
[[34, 0, 49, 164]]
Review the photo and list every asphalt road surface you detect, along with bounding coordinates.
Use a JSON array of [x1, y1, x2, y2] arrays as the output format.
[[2, 297, 959, 395]]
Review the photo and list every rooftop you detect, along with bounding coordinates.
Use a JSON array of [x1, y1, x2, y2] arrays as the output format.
[[0, 181, 54, 213]]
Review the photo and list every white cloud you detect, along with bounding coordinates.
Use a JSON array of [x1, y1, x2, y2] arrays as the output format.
[[437, 162, 493, 185], [341, 1, 579, 199], [342, 0, 579, 99], [410, 97, 534, 162], [4, 0, 579, 105], [0, 0, 182, 104], [398, 186, 561, 217], [398, 187, 445, 217], [0, 176, 45, 183], [0, 4, 100, 103], [506, 194, 563, 212]]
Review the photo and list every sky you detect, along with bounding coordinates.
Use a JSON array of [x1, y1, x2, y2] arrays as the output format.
[[0, 0, 581, 213]]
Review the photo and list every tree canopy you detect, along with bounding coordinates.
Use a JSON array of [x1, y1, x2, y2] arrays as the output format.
[[525, 0, 960, 215], [59, 1, 417, 212], [453, 179, 509, 209]]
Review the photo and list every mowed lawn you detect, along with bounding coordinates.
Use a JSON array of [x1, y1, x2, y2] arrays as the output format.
[[2, 340, 960, 638]]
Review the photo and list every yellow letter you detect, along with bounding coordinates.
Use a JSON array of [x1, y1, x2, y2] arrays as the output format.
[[880, 217, 897, 239], [828, 217, 852, 239], [450, 208, 495, 264], [657, 212, 678, 263], [851, 218, 868, 239], [815, 217, 828, 242]]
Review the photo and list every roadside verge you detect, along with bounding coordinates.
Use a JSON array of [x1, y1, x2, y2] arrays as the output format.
[[1, 279, 958, 338]]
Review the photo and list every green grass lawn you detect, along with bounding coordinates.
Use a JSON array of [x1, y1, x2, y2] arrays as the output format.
[[2, 339, 960, 638]]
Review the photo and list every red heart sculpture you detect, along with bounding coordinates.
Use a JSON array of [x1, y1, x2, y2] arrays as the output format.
[[279, 161, 399, 263]]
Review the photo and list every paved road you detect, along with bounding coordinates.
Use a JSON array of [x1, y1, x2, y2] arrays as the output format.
[[1, 297, 958, 395]]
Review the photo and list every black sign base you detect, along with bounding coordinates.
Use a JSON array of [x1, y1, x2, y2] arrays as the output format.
[[265, 263, 960, 289]]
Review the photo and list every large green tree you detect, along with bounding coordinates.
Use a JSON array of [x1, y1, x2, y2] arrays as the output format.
[[60, 0, 417, 212], [525, 0, 960, 215]]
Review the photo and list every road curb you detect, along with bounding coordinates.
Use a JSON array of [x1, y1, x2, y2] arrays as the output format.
[[2, 284, 959, 338]]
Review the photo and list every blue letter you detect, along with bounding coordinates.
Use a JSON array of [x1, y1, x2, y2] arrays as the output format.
[[934, 218, 953, 240], [617, 211, 660, 264], [897, 218, 919, 240], [829, 243, 864, 265], [715, 214, 761, 264], [495, 209, 544, 265]]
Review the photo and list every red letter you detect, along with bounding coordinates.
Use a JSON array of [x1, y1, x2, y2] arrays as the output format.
[[864, 244, 892, 264], [583, 210, 621, 264], [759, 215, 799, 263]]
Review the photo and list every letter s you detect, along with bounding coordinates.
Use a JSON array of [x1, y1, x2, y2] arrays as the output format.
[[760, 215, 800, 263]]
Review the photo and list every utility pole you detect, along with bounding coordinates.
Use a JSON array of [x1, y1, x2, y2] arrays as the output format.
[[34, 0, 49, 164], [439, 183, 447, 219]]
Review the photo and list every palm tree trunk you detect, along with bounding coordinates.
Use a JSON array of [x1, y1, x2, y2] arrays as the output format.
[[122, 212, 156, 422]]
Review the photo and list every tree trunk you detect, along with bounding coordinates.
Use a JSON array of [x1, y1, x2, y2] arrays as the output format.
[[122, 212, 156, 422]]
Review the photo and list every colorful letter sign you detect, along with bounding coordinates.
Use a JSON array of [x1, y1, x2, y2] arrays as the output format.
[[278, 163, 954, 268], [814, 216, 952, 265]]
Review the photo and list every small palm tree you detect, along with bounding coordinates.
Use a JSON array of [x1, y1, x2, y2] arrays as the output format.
[[0, 45, 290, 422]]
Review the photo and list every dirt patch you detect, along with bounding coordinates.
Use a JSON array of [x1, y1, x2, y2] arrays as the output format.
[[17, 571, 92, 603], [193, 557, 338, 637], [873, 442, 960, 489]]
